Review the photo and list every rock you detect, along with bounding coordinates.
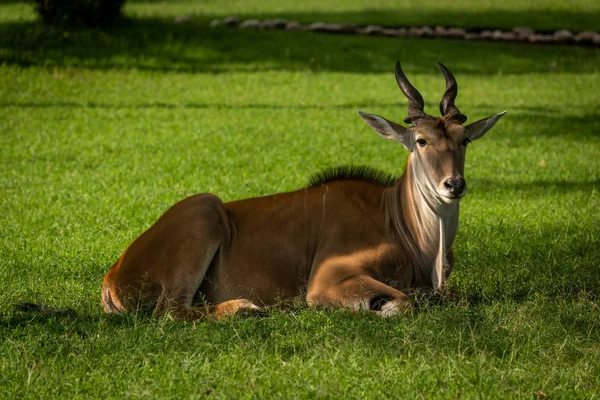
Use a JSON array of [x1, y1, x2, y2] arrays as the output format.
[[239, 19, 261, 29], [308, 22, 328, 32], [362, 25, 385, 36], [553, 29, 573, 43], [528, 34, 553, 44], [209, 19, 222, 27], [396, 27, 408, 37], [307, 22, 356, 33], [223, 16, 239, 27], [434, 26, 446, 38], [446, 27, 466, 39], [321, 23, 357, 34], [261, 18, 287, 29], [407, 26, 433, 38], [273, 18, 288, 28], [512, 26, 534, 38], [491, 30, 504, 40], [408, 27, 422, 37], [479, 30, 493, 40], [539, 34, 555, 44], [499, 32, 517, 41], [285, 21, 303, 31], [222, 15, 592, 48], [175, 15, 191, 24], [382, 28, 400, 37], [509, 33, 528, 42], [334, 23, 358, 34], [421, 26, 434, 38], [574, 30, 596, 45]]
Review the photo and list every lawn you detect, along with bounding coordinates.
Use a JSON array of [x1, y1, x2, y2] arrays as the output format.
[[1, 1, 599, 398]]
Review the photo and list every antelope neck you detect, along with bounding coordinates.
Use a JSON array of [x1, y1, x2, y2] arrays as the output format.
[[385, 153, 460, 290]]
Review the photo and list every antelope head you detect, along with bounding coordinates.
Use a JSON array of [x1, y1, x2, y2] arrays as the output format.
[[358, 61, 506, 206]]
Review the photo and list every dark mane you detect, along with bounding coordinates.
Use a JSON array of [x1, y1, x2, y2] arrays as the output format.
[[307, 165, 398, 188]]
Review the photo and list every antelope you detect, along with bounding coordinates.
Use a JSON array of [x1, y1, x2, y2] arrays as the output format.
[[102, 62, 506, 320]]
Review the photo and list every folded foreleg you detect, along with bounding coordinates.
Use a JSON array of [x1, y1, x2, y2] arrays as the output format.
[[306, 273, 412, 316]]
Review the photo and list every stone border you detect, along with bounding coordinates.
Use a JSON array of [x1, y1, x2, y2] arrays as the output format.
[[202, 16, 600, 47]]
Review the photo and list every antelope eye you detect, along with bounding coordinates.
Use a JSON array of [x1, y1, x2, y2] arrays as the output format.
[[461, 138, 471, 146], [416, 138, 427, 147]]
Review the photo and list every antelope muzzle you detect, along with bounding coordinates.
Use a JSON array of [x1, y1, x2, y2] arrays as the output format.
[[440, 175, 467, 200]]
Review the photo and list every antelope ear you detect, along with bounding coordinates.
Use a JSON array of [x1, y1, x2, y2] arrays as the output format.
[[358, 111, 414, 150], [465, 111, 507, 141]]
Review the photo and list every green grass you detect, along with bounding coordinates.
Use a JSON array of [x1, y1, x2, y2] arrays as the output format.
[[1, 1, 600, 398], [3, 0, 600, 31]]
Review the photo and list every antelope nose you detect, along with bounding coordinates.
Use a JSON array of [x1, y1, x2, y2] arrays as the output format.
[[443, 176, 466, 196]]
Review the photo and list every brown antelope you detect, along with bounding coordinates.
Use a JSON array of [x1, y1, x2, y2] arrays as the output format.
[[102, 62, 506, 320]]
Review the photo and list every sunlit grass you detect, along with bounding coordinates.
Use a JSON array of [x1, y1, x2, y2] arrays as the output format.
[[1, 1, 599, 399]]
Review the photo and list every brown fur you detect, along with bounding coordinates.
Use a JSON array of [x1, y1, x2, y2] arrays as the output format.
[[101, 62, 505, 320]]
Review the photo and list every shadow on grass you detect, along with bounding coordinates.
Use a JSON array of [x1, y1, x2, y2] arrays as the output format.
[[126, 1, 600, 32], [0, 100, 399, 110], [2, 221, 598, 340], [471, 178, 600, 195], [453, 207, 600, 301], [1, 16, 598, 75], [0, 308, 98, 339], [1, 101, 597, 140], [0, 101, 594, 112], [0, 304, 151, 332]]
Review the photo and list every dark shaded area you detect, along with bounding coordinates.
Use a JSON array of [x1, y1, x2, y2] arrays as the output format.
[[0, 16, 598, 75], [227, 9, 600, 33], [0, 101, 399, 110], [1, 102, 597, 140], [502, 111, 600, 136], [457, 233, 598, 307], [4, 211, 599, 328], [33, 0, 125, 28], [0, 307, 99, 339], [15, 301, 77, 317], [0, 303, 147, 331], [121, 3, 600, 33], [471, 178, 600, 194]]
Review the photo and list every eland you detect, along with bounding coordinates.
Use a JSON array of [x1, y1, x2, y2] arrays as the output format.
[[102, 61, 506, 320]]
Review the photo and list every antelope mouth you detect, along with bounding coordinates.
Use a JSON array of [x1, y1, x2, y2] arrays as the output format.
[[439, 189, 467, 202]]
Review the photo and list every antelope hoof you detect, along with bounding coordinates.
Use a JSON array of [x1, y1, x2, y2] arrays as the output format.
[[212, 299, 262, 320], [376, 299, 412, 317]]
